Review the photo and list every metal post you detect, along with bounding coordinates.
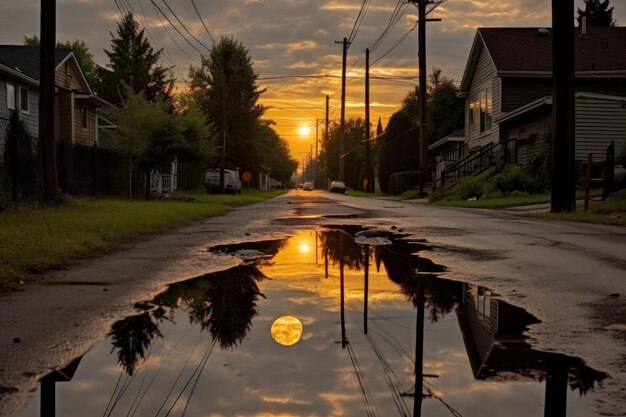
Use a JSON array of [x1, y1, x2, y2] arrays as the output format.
[[551, 0, 576, 212], [40, 0, 59, 202]]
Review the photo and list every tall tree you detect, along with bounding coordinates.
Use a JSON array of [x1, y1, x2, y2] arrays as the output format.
[[23, 35, 98, 87], [97, 13, 173, 105], [111, 91, 214, 198], [187, 37, 267, 174], [427, 68, 464, 142], [577, 0, 615, 27]]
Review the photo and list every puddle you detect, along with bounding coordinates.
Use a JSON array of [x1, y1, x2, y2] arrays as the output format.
[[15, 228, 608, 417]]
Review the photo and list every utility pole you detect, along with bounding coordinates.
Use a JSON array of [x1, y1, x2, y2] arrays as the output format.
[[325, 95, 330, 188], [551, 0, 576, 212], [336, 37, 350, 182], [417, 0, 428, 193], [365, 48, 372, 193], [315, 118, 319, 189], [219, 48, 231, 194], [410, 0, 441, 193], [40, 0, 59, 202]]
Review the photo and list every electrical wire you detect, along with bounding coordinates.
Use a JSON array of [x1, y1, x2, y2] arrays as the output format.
[[151, 0, 203, 56], [161, 0, 212, 52], [150, 1, 197, 61], [190, 0, 216, 44]]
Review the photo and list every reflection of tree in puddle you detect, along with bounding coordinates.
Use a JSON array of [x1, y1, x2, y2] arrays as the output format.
[[110, 265, 267, 374], [110, 313, 163, 375]]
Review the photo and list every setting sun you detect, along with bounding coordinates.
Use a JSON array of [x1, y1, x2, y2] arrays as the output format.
[[298, 126, 312, 137]]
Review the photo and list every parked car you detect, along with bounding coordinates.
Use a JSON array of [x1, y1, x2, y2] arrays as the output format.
[[329, 181, 347, 194], [202, 169, 242, 194], [303, 181, 314, 191]]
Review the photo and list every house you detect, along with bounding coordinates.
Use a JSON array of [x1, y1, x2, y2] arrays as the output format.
[[436, 27, 626, 186], [0, 45, 112, 148]]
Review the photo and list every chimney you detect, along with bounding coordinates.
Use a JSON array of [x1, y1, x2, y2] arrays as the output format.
[[582, 16, 587, 36]]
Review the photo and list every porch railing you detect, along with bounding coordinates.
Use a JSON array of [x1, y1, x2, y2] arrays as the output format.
[[440, 141, 507, 189]]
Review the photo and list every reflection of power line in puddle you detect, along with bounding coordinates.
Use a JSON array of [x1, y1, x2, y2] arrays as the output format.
[[153, 331, 210, 416], [103, 320, 176, 417], [129, 323, 193, 416]]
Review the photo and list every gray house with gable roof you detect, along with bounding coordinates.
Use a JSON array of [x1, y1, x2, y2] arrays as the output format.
[[450, 26, 626, 169]]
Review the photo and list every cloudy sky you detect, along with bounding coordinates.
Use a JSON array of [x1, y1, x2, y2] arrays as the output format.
[[1, 0, 624, 159]]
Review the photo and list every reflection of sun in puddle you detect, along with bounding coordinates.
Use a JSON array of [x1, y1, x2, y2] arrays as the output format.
[[271, 316, 303, 346]]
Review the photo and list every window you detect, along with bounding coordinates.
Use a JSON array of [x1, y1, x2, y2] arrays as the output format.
[[475, 286, 492, 320], [81, 107, 87, 129], [7, 82, 15, 110], [20, 87, 29, 113], [479, 86, 492, 133]]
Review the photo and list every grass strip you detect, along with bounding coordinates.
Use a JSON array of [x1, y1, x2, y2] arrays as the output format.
[[0, 190, 284, 285], [526, 189, 626, 227]]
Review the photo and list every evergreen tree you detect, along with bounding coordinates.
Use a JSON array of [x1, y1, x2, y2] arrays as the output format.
[[187, 37, 267, 173], [97, 13, 173, 105], [577, 0, 615, 27]]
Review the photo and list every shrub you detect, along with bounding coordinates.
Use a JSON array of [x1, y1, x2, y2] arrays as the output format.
[[492, 165, 544, 194]]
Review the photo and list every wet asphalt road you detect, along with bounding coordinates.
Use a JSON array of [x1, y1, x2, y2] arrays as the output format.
[[1, 190, 625, 416]]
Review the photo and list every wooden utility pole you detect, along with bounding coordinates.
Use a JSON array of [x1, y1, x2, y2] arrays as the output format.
[[219, 49, 231, 194], [315, 118, 319, 188], [40, 0, 59, 202], [325, 95, 330, 189], [336, 37, 349, 182], [417, 0, 428, 193], [551, 0, 576, 212], [411, 0, 441, 193], [365, 48, 372, 193]]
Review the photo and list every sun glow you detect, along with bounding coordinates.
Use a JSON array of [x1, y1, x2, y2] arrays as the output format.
[[298, 126, 312, 137]]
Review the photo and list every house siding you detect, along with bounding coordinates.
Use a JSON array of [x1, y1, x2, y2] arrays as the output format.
[[575, 96, 626, 161], [18, 84, 38, 139], [58, 92, 72, 142], [466, 46, 500, 150], [56, 59, 88, 92], [502, 113, 550, 166], [74, 104, 97, 146]]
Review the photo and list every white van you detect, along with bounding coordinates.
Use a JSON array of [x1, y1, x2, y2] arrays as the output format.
[[202, 169, 242, 194]]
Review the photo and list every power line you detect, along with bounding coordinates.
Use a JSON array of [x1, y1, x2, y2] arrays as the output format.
[[190, 0, 215, 44], [161, 0, 212, 52], [348, 0, 374, 44], [371, 20, 418, 68], [151, 0, 201, 58]]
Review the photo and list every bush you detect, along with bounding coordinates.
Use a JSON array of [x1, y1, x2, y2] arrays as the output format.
[[431, 164, 545, 202], [491, 165, 544, 194], [389, 170, 420, 195]]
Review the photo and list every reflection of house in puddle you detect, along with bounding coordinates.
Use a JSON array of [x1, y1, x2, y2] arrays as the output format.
[[457, 284, 607, 417]]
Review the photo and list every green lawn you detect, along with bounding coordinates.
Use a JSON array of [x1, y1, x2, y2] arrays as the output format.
[[527, 189, 626, 227], [0, 190, 284, 286]]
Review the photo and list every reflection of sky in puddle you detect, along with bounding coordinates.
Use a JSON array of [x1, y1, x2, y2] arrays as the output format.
[[15, 230, 604, 417]]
